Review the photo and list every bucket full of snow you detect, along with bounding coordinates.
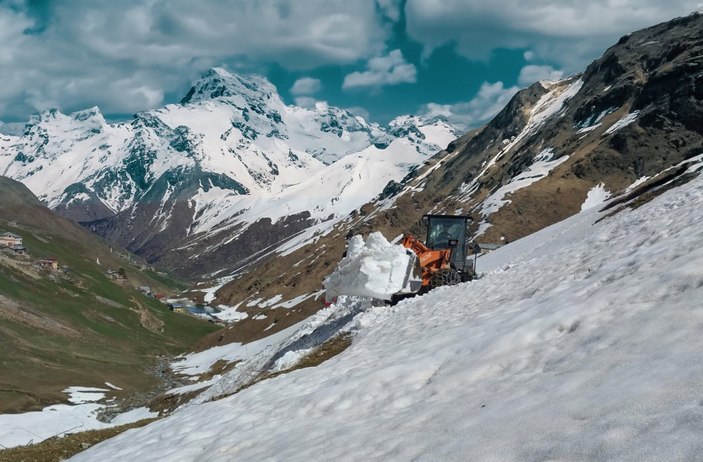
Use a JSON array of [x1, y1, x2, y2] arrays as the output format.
[[324, 232, 419, 302]]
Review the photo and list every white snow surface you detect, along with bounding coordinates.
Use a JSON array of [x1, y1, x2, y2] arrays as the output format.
[[323, 232, 414, 301], [0, 390, 153, 448], [63, 386, 110, 404], [604, 110, 640, 135], [72, 173, 703, 461], [0, 403, 110, 448], [171, 320, 306, 377], [581, 183, 611, 211], [480, 148, 567, 217]]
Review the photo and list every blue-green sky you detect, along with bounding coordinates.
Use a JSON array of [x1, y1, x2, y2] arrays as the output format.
[[0, 0, 700, 129]]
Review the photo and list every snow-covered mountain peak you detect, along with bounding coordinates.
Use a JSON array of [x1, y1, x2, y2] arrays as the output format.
[[179, 67, 279, 106], [71, 106, 105, 123], [24, 106, 107, 132], [387, 114, 461, 151]]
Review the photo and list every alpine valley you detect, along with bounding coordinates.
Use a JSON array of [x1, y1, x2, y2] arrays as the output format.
[[0, 10, 702, 461]]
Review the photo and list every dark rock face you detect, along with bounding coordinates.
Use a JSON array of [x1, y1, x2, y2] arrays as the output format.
[[405, 12, 703, 243]]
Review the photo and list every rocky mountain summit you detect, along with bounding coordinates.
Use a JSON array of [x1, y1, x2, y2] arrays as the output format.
[[0, 68, 459, 279]]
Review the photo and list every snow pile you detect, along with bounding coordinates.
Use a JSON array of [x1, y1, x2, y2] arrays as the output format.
[[323, 232, 413, 301], [580, 183, 610, 211], [71, 173, 703, 461], [63, 386, 110, 404]]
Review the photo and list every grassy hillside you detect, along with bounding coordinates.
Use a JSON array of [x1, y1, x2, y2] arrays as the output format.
[[0, 178, 218, 413]]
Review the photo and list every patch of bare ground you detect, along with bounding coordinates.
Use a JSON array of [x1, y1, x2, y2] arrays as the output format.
[[130, 298, 164, 333], [0, 295, 80, 337], [199, 359, 241, 381], [0, 255, 40, 279], [146, 389, 201, 416], [0, 418, 157, 462], [478, 177, 590, 244], [145, 359, 242, 415]]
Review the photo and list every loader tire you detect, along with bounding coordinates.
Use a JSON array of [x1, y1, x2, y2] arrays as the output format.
[[429, 268, 461, 289]]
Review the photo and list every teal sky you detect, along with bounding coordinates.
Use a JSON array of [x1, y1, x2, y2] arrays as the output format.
[[0, 0, 700, 129]]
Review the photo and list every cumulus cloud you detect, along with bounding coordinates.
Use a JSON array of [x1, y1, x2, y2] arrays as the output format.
[[0, 0, 389, 121], [405, 0, 701, 70], [290, 77, 322, 96], [294, 96, 318, 108], [343, 49, 417, 89], [419, 62, 563, 129], [345, 106, 371, 120], [376, 0, 403, 21], [421, 81, 520, 129], [518, 65, 564, 86]]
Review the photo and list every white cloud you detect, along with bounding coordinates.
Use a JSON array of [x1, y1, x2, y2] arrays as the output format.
[[290, 77, 322, 96], [0, 0, 389, 120], [343, 49, 417, 89], [405, 0, 701, 71], [294, 96, 318, 108], [420, 81, 520, 129], [376, 0, 403, 21], [344, 106, 371, 120], [518, 65, 564, 86]]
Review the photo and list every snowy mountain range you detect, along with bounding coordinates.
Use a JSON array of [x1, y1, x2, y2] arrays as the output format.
[[0, 67, 460, 279]]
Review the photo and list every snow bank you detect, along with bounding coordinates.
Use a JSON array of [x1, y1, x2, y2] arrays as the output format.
[[323, 232, 413, 301], [581, 183, 610, 211], [63, 386, 109, 404]]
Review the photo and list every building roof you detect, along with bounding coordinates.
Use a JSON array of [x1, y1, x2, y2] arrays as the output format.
[[1, 232, 21, 239]]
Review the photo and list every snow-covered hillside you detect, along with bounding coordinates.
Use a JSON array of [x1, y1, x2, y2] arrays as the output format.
[[70, 157, 703, 460], [0, 67, 459, 278]]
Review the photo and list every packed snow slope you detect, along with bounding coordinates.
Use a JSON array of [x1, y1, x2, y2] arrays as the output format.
[[72, 159, 703, 460], [0, 67, 458, 279]]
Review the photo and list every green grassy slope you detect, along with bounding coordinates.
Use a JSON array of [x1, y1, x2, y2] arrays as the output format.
[[0, 178, 218, 413]]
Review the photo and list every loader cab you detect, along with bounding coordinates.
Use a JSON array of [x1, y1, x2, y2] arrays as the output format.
[[423, 214, 472, 274]]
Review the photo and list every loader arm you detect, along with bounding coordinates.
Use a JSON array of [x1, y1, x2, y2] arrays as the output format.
[[401, 234, 453, 286]]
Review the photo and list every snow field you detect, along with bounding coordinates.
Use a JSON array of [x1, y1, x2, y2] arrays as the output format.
[[0, 387, 157, 448], [71, 171, 703, 460]]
